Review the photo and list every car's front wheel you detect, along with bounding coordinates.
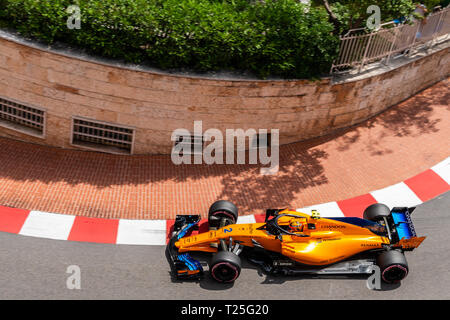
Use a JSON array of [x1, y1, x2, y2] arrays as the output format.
[[208, 200, 239, 229], [210, 251, 241, 283]]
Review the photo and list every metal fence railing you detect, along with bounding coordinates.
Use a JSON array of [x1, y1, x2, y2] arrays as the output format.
[[331, 7, 450, 74]]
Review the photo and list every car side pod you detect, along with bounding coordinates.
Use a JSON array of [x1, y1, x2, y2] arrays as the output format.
[[166, 215, 204, 280]]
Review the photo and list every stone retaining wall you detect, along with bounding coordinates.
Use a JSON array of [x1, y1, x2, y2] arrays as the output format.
[[0, 35, 448, 154]]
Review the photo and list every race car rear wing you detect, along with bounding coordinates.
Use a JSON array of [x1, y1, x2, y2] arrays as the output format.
[[391, 207, 417, 239], [389, 207, 426, 250]]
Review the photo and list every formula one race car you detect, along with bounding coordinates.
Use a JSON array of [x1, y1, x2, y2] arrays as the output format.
[[167, 200, 425, 284]]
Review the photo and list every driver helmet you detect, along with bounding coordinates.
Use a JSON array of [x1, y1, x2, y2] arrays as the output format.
[[289, 219, 304, 232]]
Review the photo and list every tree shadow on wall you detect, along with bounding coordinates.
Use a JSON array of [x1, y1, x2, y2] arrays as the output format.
[[371, 82, 448, 137], [333, 78, 449, 155]]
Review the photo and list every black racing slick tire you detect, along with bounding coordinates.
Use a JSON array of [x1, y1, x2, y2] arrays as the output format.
[[208, 200, 239, 229], [210, 251, 242, 283], [363, 203, 391, 222], [377, 250, 409, 284]]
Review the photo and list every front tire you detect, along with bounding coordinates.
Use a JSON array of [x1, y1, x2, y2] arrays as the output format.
[[377, 250, 409, 284], [210, 251, 242, 283], [208, 200, 239, 229]]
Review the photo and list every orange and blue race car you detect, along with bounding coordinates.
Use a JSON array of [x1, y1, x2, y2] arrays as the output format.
[[167, 200, 425, 284]]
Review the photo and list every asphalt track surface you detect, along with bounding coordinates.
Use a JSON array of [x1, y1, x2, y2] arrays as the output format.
[[0, 191, 448, 300]]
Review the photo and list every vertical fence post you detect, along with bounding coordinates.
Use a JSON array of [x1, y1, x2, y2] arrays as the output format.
[[386, 27, 399, 65], [408, 21, 421, 56], [330, 35, 344, 74], [358, 32, 374, 72], [432, 10, 445, 44]]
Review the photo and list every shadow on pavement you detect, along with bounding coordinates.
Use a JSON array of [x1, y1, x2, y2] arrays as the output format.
[[168, 251, 402, 292]]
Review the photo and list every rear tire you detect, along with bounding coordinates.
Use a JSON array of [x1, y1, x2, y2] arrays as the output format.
[[208, 200, 238, 229], [363, 203, 391, 222], [210, 251, 242, 283], [377, 250, 409, 284]]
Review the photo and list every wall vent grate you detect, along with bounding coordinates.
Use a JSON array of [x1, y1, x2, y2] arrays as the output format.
[[0, 97, 45, 136], [174, 134, 204, 155], [72, 117, 134, 154]]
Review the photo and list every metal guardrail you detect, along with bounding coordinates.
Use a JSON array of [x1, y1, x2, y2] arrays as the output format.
[[331, 7, 450, 74]]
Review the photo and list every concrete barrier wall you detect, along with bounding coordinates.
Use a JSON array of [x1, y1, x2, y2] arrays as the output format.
[[0, 35, 448, 154]]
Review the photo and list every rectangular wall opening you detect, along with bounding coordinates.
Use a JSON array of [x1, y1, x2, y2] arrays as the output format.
[[173, 134, 204, 155], [72, 117, 134, 154], [0, 97, 45, 137]]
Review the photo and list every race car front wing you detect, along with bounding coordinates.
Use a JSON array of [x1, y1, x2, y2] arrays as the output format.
[[166, 215, 204, 280]]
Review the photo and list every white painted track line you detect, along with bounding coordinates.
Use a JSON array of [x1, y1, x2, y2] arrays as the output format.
[[370, 182, 423, 209], [296, 201, 345, 217], [116, 219, 167, 245], [432, 157, 450, 184], [237, 215, 257, 224], [19, 211, 76, 240]]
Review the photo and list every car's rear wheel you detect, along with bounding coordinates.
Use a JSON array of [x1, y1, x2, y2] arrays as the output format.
[[377, 249, 409, 283], [210, 251, 242, 283], [208, 200, 238, 229], [363, 203, 391, 222]]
